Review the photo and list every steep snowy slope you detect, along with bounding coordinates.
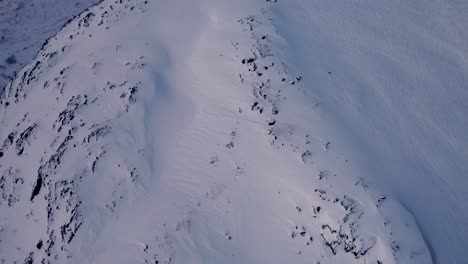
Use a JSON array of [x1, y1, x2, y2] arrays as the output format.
[[0, 0, 100, 88], [268, 2, 468, 263], [0, 0, 466, 263]]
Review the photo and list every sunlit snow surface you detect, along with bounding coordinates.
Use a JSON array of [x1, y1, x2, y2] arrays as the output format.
[[1, 0, 467, 263]]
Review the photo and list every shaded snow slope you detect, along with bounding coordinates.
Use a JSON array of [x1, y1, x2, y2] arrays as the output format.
[[0, 0, 100, 88], [0, 0, 466, 263], [268, 1, 468, 263]]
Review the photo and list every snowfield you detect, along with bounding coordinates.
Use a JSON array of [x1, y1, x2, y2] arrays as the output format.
[[0, 0, 467, 263]]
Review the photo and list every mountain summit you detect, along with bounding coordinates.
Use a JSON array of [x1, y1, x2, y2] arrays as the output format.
[[1, 0, 467, 263]]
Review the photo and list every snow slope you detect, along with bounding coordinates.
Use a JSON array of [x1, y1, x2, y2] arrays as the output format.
[[268, 1, 468, 263], [0, 0, 100, 88], [0, 0, 467, 263]]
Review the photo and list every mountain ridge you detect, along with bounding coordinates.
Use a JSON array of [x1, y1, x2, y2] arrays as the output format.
[[1, 0, 467, 263]]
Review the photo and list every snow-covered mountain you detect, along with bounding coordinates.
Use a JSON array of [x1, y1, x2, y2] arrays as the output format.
[[1, 0, 467, 263], [0, 0, 100, 88]]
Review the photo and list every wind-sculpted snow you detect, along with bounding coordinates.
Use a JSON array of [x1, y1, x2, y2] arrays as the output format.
[[0, 0, 451, 263]]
